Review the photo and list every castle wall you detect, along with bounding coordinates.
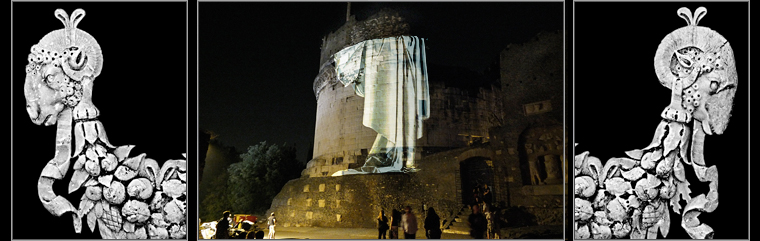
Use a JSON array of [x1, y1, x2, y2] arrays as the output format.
[[309, 11, 412, 178], [284, 9, 565, 229], [309, 80, 376, 177], [489, 30, 566, 226], [269, 147, 469, 229]]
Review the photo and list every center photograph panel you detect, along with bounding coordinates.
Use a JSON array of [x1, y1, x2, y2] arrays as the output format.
[[199, 2, 566, 239]]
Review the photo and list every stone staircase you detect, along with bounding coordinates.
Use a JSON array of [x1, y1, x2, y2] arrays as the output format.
[[441, 205, 471, 235]]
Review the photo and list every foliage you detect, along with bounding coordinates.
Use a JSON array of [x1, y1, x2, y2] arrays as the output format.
[[227, 141, 304, 214], [200, 171, 232, 222], [199, 139, 241, 222]]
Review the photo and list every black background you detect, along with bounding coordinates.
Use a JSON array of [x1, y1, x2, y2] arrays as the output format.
[[12, 2, 188, 239], [574, 2, 748, 239]]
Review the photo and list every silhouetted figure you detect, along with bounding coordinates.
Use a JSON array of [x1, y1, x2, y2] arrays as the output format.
[[390, 209, 401, 239], [401, 206, 418, 239], [468, 205, 487, 239], [377, 210, 390, 239], [255, 231, 265, 239], [216, 211, 232, 239], [424, 207, 442, 239], [483, 184, 493, 206]]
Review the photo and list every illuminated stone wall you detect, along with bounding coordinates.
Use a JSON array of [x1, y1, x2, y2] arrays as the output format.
[[286, 10, 564, 229], [309, 10, 411, 177], [489, 30, 565, 226], [270, 149, 466, 229], [318, 10, 410, 67]]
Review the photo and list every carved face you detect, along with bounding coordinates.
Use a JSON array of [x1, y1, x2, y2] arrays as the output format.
[[24, 44, 90, 126], [24, 61, 67, 126], [677, 44, 737, 135]]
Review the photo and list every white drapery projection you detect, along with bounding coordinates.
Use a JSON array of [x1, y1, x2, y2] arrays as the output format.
[[331, 36, 430, 176]]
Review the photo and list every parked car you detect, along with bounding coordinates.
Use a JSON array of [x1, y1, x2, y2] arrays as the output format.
[[199, 214, 260, 239], [229, 214, 259, 238]]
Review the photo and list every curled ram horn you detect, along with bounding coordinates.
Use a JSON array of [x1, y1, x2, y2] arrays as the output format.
[[654, 7, 726, 91]]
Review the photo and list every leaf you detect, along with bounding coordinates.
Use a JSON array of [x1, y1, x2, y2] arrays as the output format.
[[72, 213, 82, 233], [83, 178, 100, 187], [644, 121, 669, 150], [659, 203, 671, 238], [670, 179, 692, 214], [87, 208, 98, 233], [123, 153, 146, 170], [79, 198, 95, 217], [113, 145, 135, 162], [98, 174, 113, 187], [625, 149, 644, 160], [73, 155, 86, 170], [69, 169, 91, 194]]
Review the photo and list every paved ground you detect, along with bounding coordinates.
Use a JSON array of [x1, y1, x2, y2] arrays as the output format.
[[266, 226, 472, 239], [201, 225, 563, 239]]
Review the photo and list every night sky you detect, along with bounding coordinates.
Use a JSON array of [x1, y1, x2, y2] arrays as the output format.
[[199, 2, 564, 162]]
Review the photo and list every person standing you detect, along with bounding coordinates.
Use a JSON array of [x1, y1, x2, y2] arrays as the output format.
[[424, 207, 442, 239], [216, 211, 232, 239], [484, 204, 497, 239], [377, 210, 390, 239], [468, 205, 487, 239], [401, 206, 418, 239], [483, 203, 496, 239], [483, 184, 493, 206], [390, 209, 401, 239], [267, 212, 277, 239]]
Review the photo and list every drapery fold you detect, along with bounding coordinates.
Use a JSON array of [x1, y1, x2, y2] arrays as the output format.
[[333, 36, 429, 174]]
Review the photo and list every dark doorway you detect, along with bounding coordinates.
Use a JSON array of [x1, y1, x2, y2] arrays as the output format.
[[460, 157, 495, 206]]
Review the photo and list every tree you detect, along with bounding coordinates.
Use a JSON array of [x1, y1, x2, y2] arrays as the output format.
[[200, 171, 231, 222], [199, 138, 241, 222], [227, 141, 304, 214]]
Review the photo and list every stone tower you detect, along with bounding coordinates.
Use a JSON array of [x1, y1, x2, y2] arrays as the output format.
[[306, 10, 502, 178]]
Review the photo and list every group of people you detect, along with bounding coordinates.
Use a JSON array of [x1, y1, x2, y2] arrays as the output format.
[[472, 184, 494, 208], [212, 203, 501, 239], [212, 211, 277, 239], [376, 206, 443, 239]]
